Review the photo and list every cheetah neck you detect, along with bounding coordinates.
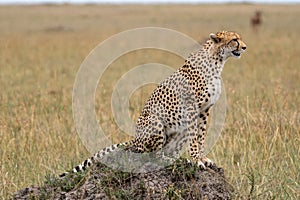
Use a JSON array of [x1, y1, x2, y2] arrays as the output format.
[[188, 40, 226, 77]]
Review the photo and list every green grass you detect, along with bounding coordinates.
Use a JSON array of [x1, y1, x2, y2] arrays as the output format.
[[0, 4, 299, 199]]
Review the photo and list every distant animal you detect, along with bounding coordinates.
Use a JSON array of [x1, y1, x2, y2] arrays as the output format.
[[251, 10, 262, 32], [59, 31, 247, 178]]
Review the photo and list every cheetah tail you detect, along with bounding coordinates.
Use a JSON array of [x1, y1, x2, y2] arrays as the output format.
[[58, 140, 133, 178]]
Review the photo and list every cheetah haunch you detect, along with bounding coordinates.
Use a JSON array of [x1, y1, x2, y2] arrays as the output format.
[[60, 30, 246, 177]]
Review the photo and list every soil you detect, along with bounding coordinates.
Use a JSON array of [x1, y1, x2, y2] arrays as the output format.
[[13, 158, 233, 200]]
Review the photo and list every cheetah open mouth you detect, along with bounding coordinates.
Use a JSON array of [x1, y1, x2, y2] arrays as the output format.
[[232, 50, 241, 57]]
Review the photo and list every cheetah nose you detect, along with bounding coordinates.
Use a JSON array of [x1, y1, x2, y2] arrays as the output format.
[[242, 46, 247, 50]]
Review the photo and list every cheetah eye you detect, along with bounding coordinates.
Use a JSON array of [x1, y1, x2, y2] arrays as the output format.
[[232, 38, 238, 42]]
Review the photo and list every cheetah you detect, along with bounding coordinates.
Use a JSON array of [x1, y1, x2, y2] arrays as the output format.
[[59, 30, 246, 177]]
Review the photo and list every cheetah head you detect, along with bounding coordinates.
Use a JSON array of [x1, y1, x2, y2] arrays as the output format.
[[209, 31, 247, 59]]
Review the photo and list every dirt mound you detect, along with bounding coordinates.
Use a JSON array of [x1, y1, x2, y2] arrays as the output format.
[[13, 159, 232, 199]]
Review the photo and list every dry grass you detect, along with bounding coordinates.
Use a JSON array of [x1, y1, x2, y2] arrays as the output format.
[[0, 4, 299, 199]]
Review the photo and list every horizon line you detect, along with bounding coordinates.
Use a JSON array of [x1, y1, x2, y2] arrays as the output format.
[[0, 2, 299, 5]]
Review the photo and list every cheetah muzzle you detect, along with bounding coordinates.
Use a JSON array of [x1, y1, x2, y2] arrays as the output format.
[[232, 50, 241, 57]]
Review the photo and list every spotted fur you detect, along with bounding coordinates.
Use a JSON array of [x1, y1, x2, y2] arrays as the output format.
[[59, 31, 246, 177]]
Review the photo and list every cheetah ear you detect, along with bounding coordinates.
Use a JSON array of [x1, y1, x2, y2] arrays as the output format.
[[209, 33, 221, 43]]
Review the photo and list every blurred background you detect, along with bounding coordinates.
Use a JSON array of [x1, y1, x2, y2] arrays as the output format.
[[1, 0, 300, 4], [0, 1, 299, 199]]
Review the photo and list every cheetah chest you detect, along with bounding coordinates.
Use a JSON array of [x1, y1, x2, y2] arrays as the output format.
[[202, 78, 222, 110]]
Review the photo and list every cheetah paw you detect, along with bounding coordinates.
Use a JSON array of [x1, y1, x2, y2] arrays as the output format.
[[197, 157, 214, 170]]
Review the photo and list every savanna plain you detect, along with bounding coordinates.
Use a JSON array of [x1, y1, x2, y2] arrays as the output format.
[[0, 4, 299, 199]]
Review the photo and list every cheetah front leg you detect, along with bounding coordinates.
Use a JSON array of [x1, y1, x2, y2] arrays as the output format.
[[187, 108, 213, 169], [197, 108, 214, 168]]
